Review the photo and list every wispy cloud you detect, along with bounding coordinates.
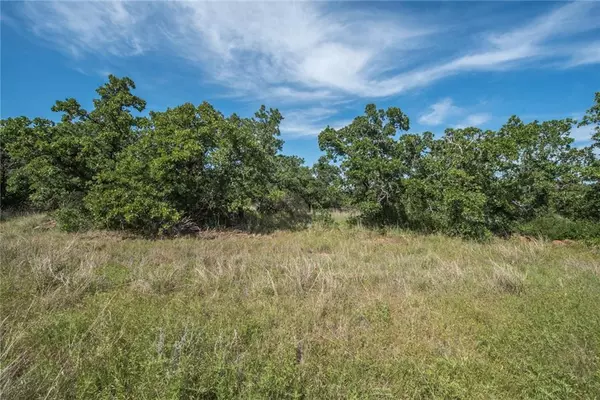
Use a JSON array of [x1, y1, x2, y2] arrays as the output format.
[[163, 2, 434, 100], [19, 2, 600, 101], [280, 107, 351, 137], [565, 41, 600, 68], [455, 113, 492, 129], [419, 98, 462, 126], [348, 2, 600, 97], [10, 1, 600, 137], [569, 124, 595, 146], [419, 98, 492, 129], [22, 1, 153, 58]]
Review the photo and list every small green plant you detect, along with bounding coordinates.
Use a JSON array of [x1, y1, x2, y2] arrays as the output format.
[[518, 215, 600, 240], [311, 209, 335, 228], [53, 205, 92, 232]]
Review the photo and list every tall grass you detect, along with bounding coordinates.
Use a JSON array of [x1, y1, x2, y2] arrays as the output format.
[[1, 214, 599, 398]]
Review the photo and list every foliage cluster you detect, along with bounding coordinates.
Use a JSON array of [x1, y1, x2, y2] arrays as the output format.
[[1, 76, 598, 239], [1, 76, 343, 234], [518, 215, 600, 243], [319, 97, 600, 238]]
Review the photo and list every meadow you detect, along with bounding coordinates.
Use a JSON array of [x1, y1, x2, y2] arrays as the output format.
[[1, 213, 599, 399]]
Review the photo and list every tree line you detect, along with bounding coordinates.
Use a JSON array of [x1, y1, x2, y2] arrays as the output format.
[[1, 76, 598, 239]]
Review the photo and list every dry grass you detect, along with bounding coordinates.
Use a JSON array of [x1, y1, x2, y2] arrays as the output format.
[[1, 214, 599, 398]]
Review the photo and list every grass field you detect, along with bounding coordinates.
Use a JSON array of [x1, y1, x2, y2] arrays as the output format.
[[1, 214, 599, 399]]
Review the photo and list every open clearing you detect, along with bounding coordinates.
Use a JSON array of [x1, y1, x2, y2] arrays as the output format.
[[1, 214, 599, 399]]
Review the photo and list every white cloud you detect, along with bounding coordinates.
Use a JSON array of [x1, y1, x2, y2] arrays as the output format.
[[455, 113, 492, 129], [22, 1, 154, 58], [569, 124, 595, 145], [565, 41, 600, 67], [163, 2, 433, 99], [12, 1, 600, 132], [419, 98, 462, 126], [280, 107, 351, 137], [419, 99, 491, 129], [265, 87, 338, 103], [21, 1, 600, 102], [487, 2, 598, 49], [354, 2, 600, 97]]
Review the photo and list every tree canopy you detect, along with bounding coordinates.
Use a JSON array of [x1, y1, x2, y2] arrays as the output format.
[[1, 77, 598, 239], [318, 96, 599, 238]]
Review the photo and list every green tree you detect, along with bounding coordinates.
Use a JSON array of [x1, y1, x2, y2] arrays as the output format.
[[576, 92, 600, 221], [310, 156, 346, 209], [0, 118, 31, 209], [318, 104, 410, 225], [86, 101, 291, 234], [3, 75, 597, 238], [1, 76, 146, 215]]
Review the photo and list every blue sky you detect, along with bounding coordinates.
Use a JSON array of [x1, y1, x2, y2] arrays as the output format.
[[2, 1, 599, 165]]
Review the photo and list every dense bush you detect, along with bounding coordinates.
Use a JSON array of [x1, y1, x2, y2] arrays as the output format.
[[319, 97, 599, 239], [518, 215, 600, 241], [1, 76, 338, 234], [1, 76, 598, 239]]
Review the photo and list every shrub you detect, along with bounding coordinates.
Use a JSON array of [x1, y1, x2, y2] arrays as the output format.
[[54, 205, 93, 232], [2, 75, 598, 240], [518, 215, 600, 240]]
